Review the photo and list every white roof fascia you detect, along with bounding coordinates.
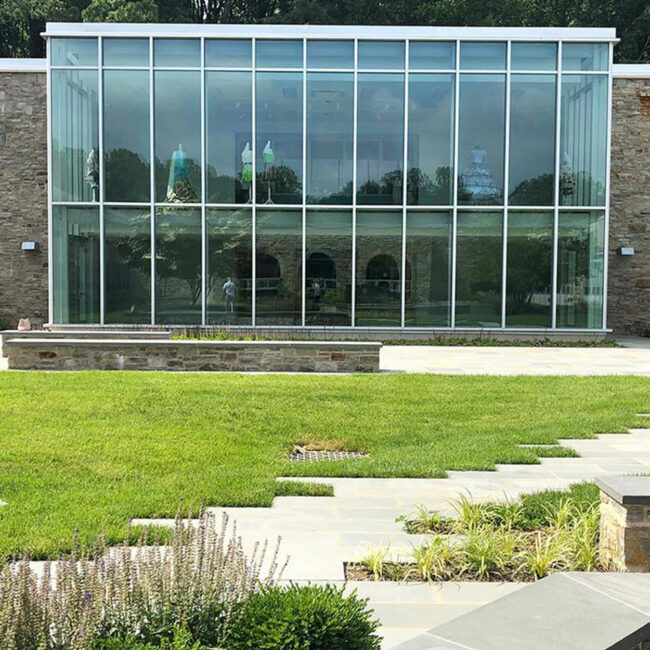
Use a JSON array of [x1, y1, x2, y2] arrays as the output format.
[[0, 58, 46, 72], [42, 23, 617, 42], [613, 64, 650, 78]]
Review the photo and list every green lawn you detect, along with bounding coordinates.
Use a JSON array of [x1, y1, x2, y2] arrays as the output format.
[[0, 372, 649, 559]]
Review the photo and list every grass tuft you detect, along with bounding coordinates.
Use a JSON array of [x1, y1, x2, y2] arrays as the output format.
[[273, 481, 334, 497]]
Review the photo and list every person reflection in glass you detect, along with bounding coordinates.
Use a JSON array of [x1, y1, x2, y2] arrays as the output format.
[[223, 277, 236, 315]]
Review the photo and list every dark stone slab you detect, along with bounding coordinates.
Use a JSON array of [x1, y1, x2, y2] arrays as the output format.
[[565, 572, 650, 615], [597, 476, 650, 505], [412, 574, 650, 650]]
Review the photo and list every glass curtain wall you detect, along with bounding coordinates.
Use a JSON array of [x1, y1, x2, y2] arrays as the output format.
[[49, 34, 611, 330]]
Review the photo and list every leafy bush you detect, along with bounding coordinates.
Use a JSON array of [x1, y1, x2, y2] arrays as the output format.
[[0, 511, 285, 649], [226, 584, 381, 650]]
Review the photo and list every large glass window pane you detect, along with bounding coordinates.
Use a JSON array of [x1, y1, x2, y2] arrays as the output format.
[[358, 41, 404, 70], [306, 72, 353, 204], [357, 73, 404, 205], [205, 39, 251, 67], [103, 38, 149, 67], [405, 211, 451, 327], [455, 211, 502, 326], [51, 38, 98, 66], [104, 208, 151, 324], [355, 210, 402, 326], [307, 41, 353, 69], [51, 70, 99, 202], [256, 72, 303, 204], [207, 208, 252, 325], [409, 42, 455, 70], [562, 43, 608, 72], [306, 210, 352, 326], [408, 73, 454, 205], [206, 71, 252, 203], [52, 206, 99, 324], [460, 42, 506, 70], [560, 75, 608, 206], [508, 75, 556, 206], [155, 207, 201, 324], [256, 40, 303, 68], [557, 211, 605, 329], [104, 70, 150, 202], [154, 71, 201, 203], [154, 39, 200, 67], [458, 74, 505, 205], [255, 209, 302, 325], [506, 211, 553, 327], [511, 43, 557, 71]]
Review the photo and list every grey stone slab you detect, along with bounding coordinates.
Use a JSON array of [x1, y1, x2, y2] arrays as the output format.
[[371, 603, 476, 629], [430, 573, 650, 650], [565, 572, 650, 615], [596, 476, 650, 505], [390, 632, 469, 649]]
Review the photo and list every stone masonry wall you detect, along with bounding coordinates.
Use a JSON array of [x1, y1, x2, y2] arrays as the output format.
[[0, 70, 48, 329], [4, 340, 381, 373], [608, 77, 650, 335]]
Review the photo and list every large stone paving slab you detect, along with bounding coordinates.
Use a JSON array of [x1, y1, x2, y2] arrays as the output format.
[[394, 573, 650, 650]]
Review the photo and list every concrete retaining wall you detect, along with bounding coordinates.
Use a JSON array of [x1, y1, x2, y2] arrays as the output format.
[[4, 339, 381, 373]]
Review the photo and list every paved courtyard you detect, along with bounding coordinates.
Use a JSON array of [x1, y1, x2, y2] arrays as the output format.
[[133, 425, 650, 648], [381, 343, 650, 375]]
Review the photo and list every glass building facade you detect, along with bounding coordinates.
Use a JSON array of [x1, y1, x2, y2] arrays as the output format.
[[47, 26, 613, 329]]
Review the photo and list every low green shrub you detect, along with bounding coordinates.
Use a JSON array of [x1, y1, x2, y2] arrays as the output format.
[[225, 584, 382, 650]]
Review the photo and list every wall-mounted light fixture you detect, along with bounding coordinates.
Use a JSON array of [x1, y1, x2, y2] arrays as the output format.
[[21, 241, 39, 251], [617, 246, 635, 256]]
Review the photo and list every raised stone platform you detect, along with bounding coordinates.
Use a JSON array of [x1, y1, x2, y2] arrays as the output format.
[[0, 329, 171, 349], [4, 339, 381, 373]]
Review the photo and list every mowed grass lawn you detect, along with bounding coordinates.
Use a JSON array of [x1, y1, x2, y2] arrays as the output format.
[[1, 371, 649, 558]]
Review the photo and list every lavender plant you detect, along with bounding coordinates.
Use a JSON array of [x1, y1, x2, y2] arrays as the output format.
[[0, 510, 286, 649]]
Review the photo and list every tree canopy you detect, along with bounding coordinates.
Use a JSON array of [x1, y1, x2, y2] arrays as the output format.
[[2, 0, 649, 61]]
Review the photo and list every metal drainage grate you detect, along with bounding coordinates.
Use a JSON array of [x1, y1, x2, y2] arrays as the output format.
[[289, 449, 369, 462]]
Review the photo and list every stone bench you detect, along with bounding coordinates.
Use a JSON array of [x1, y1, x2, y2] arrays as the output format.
[[4, 339, 381, 373], [395, 572, 650, 650]]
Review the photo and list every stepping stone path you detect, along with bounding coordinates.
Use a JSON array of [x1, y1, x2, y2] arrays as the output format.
[[131, 426, 650, 648]]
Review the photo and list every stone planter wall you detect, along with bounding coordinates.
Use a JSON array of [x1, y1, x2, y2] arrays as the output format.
[[598, 477, 650, 572], [4, 339, 381, 373]]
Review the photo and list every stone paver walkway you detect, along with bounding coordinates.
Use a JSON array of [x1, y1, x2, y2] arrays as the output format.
[[132, 426, 650, 648], [381, 345, 650, 375]]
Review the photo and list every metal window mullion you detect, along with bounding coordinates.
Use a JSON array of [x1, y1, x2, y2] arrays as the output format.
[[602, 42, 614, 330], [551, 43, 562, 329], [302, 38, 307, 327], [450, 40, 460, 328], [501, 42, 511, 329], [47, 37, 54, 324], [149, 36, 156, 325], [98, 36, 105, 325], [200, 36, 206, 326], [401, 40, 409, 328], [251, 39, 257, 326], [351, 39, 358, 327]]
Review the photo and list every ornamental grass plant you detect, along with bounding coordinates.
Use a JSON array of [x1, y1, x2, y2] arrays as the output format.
[[357, 485, 604, 582]]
